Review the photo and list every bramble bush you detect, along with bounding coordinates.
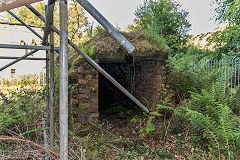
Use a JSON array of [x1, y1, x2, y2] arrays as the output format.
[[0, 87, 46, 138]]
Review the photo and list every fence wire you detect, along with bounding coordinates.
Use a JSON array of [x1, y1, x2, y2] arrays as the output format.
[[193, 58, 240, 94]]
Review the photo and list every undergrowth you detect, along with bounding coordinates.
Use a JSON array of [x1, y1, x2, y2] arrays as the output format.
[[167, 55, 240, 159]]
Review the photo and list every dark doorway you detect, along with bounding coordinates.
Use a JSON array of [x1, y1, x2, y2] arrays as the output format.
[[98, 62, 137, 116]]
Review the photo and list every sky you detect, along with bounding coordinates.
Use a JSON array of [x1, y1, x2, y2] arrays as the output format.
[[86, 0, 221, 35]]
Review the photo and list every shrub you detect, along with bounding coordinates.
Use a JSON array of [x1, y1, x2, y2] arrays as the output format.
[[0, 87, 46, 137], [135, 0, 191, 53]]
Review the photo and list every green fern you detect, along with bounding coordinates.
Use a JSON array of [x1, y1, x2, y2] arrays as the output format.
[[183, 87, 239, 159], [230, 87, 240, 115], [79, 42, 95, 58]]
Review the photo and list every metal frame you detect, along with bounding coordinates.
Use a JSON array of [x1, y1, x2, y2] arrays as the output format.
[[0, 0, 150, 159], [0, 44, 59, 50], [0, 56, 48, 60]]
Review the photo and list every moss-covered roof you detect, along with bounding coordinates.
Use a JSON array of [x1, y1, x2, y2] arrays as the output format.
[[68, 30, 169, 74], [85, 30, 170, 58]]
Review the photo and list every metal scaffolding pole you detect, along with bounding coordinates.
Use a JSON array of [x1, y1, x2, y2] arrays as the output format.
[[0, 56, 47, 60], [0, 50, 38, 71], [0, 44, 59, 51], [42, 0, 55, 45], [26, 4, 149, 113], [44, 4, 50, 159], [45, 29, 50, 160], [59, 0, 68, 159], [49, 30, 55, 150], [76, 0, 135, 53]]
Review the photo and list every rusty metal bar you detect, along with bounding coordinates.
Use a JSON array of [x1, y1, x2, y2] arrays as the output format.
[[49, 30, 55, 150], [42, 0, 55, 45]]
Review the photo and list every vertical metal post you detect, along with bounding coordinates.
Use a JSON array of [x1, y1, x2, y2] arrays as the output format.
[[226, 59, 228, 90], [234, 58, 237, 88], [59, 0, 68, 159], [43, 117, 49, 160], [238, 58, 240, 87], [210, 60, 212, 72], [45, 4, 50, 160], [231, 59, 233, 90], [49, 30, 55, 149], [46, 48, 50, 113], [192, 61, 195, 70]]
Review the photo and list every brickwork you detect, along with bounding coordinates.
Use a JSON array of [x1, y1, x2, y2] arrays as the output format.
[[134, 59, 167, 107], [70, 57, 167, 123], [70, 59, 99, 123]]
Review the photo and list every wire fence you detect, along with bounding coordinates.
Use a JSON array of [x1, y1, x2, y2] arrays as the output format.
[[192, 58, 240, 90]]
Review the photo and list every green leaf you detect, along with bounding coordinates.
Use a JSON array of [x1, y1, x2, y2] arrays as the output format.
[[149, 111, 162, 117]]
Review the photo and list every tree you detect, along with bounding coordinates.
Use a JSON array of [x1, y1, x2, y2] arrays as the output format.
[[209, 0, 240, 58], [214, 0, 240, 24], [68, 0, 88, 44], [134, 0, 191, 53], [0, 2, 46, 26]]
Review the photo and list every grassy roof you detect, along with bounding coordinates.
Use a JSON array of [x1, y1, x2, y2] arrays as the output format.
[[85, 30, 170, 58], [68, 30, 170, 77]]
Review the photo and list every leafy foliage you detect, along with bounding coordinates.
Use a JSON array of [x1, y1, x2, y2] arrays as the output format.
[[206, 0, 240, 59], [182, 88, 239, 159], [168, 54, 212, 102], [0, 88, 46, 136], [206, 24, 240, 59], [168, 54, 240, 158], [214, 0, 240, 23], [134, 0, 191, 53], [68, 0, 88, 44], [230, 87, 240, 116]]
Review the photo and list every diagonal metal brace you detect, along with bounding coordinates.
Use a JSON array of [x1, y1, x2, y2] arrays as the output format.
[[76, 0, 135, 53], [7, 10, 43, 40], [0, 50, 38, 71]]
